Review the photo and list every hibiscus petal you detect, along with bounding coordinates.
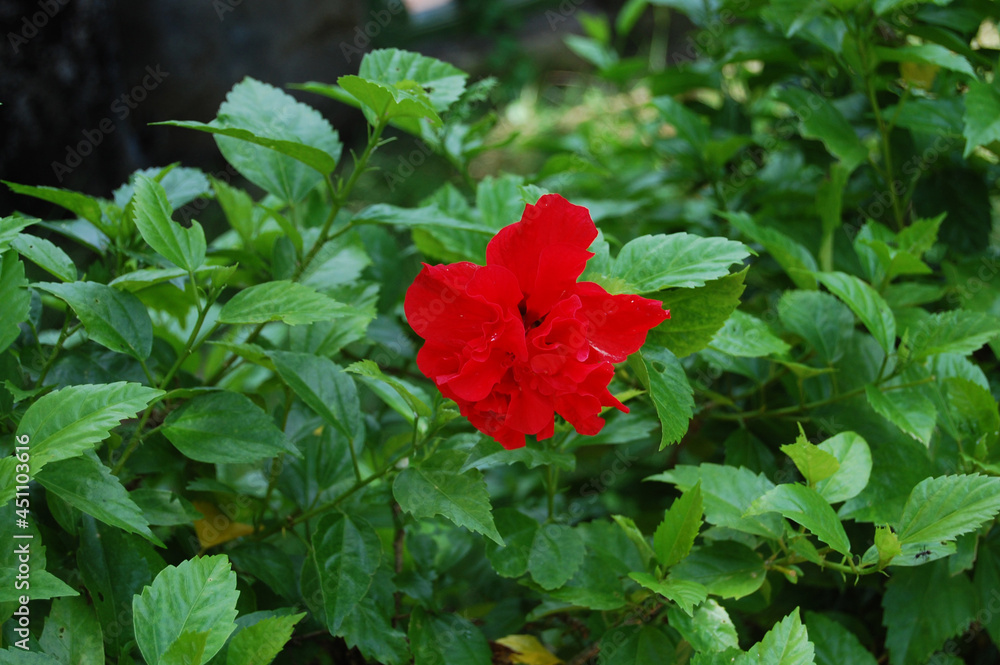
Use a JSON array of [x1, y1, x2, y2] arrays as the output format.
[[575, 282, 670, 363], [486, 194, 598, 309], [441, 356, 511, 402], [505, 384, 553, 436], [554, 393, 605, 436]]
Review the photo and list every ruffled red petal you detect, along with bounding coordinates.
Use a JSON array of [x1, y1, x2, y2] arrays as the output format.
[[574, 282, 669, 363]]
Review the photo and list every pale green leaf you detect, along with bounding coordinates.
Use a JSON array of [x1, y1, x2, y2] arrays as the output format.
[[711, 310, 790, 358], [813, 271, 896, 353], [895, 474, 1000, 545], [130, 175, 206, 272], [747, 484, 852, 556], [36, 282, 153, 360], [639, 347, 695, 448], [611, 233, 749, 292], [218, 281, 348, 325], [653, 481, 704, 568], [11, 233, 75, 281]]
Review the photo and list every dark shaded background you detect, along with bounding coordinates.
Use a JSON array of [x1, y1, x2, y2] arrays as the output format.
[[1, 0, 635, 217]]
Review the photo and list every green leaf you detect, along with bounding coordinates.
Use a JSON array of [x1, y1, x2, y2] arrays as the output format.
[[945, 377, 1000, 453], [631, 573, 708, 616], [485, 508, 536, 578], [648, 267, 747, 357], [895, 474, 1000, 545], [131, 489, 204, 526], [653, 481, 704, 568], [611, 233, 750, 292], [611, 514, 658, 567], [647, 464, 784, 539], [338, 76, 441, 125], [409, 608, 492, 665], [133, 555, 238, 665], [598, 624, 677, 665], [875, 44, 975, 77], [777, 88, 867, 171], [778, 290, 854, 364], [747, 484, 852, 556], [3, 181, 104, 226], [352, 203, 494, 235], [667, 598, 738, 651], [527, 523, 586, 590], [36, 451, 160, 546], [652, 96, 709, 148], [726, 212, 817, 289], [813, 272, 896, 354], [225, 613, 304, 665], [639, 347, 695, 448], [336, 568, 409, 665], [780, 425, 840, 486], [14, 382, 162, 482], [271, 351, 361, 442], [39, 596, 104, 665], [865, 384, 936, 446], [218, 281, 348, 325], [36, 282, 153, 360], [359, 48, 468, 112], [671, 540, 766, 599], [973, 531, 1000, 647], [162, 391, 296, 464], [710, 310, 791, 358], [462, 437, 576, 472], [805, 612, 876, 665], [0, 251, 30, 354], [160, 631, 210, 665], [183, 78, 341, 202], [76, 517, 164, 656], [882, 561, 975, 665], [345, 359, 433, 420], [130, 175, 206, 272], [394, 450, 503, 545], [10, 233, 75, 281], [963, 80, 1000, 158], [743, 609, 815, 665], [814, 432, 872, 503], [312, 513, 382, 634], [908, 310, 1000, 359]]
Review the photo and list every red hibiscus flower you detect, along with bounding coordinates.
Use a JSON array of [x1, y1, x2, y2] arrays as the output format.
[[404, 194, 669, 449]]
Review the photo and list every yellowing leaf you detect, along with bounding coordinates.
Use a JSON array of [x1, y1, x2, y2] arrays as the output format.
[[900, 61, 938, 89], [192, 501, 255, 549], [496, 635, 563, 665]]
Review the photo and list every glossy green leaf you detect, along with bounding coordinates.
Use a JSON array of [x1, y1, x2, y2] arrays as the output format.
[[908, 310, 1000, 359], [963, 80, 1000, 157], [359, 48, 468, 111], [162, 391, 296, 464], [649, 267, 747, 358], [336, 569, 409, 665], [271, 351, 361, 442], [10, 233, 75, 281], [711, 310, 790, 358], [865, 384, 936, 446], [747, 484, 852, 556], [160, 631, 210, 665], [130, 175, 206, 272], [527, 523, 586, 590], [394, 450, 503, 545], [225, 613, 304, 665], [611, 233, 749, 292], [338, 76, 441, 125], [814, 432, 872, 503], [671, 540, 766, 599], [631, 573, 708, 616], [218, 281, 348, 325], [133, 555, 239, 665], [3, 181, 104, 226], [742, 609, 815, 665], [36, 451, 160, 545], [0, 251, 30, 354], [312, 513, 382, 633], [14, 382, 162, 482], [895, 474, 1000, 545], [36, 282, 153, 360], [346, 359, 432, 420], [726, 212, 817, 289], [647, 464, 784, 539], [639, 347, 695, 448], [778, 88, 867, 171], [39, 596, 104, 665], [813, 271, 896, 354], [778, 290, 854, 364], [667, 598, 739, 652], [653, 481, 704, 568], [882, 561, 975, 665], [875, 44, 975, 77]]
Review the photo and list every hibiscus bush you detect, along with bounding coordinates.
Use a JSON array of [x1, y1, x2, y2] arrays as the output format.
[[3, 0, 1000, 663]]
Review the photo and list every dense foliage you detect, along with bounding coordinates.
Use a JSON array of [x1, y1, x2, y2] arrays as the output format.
[[2, 0, 1000, 663]]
